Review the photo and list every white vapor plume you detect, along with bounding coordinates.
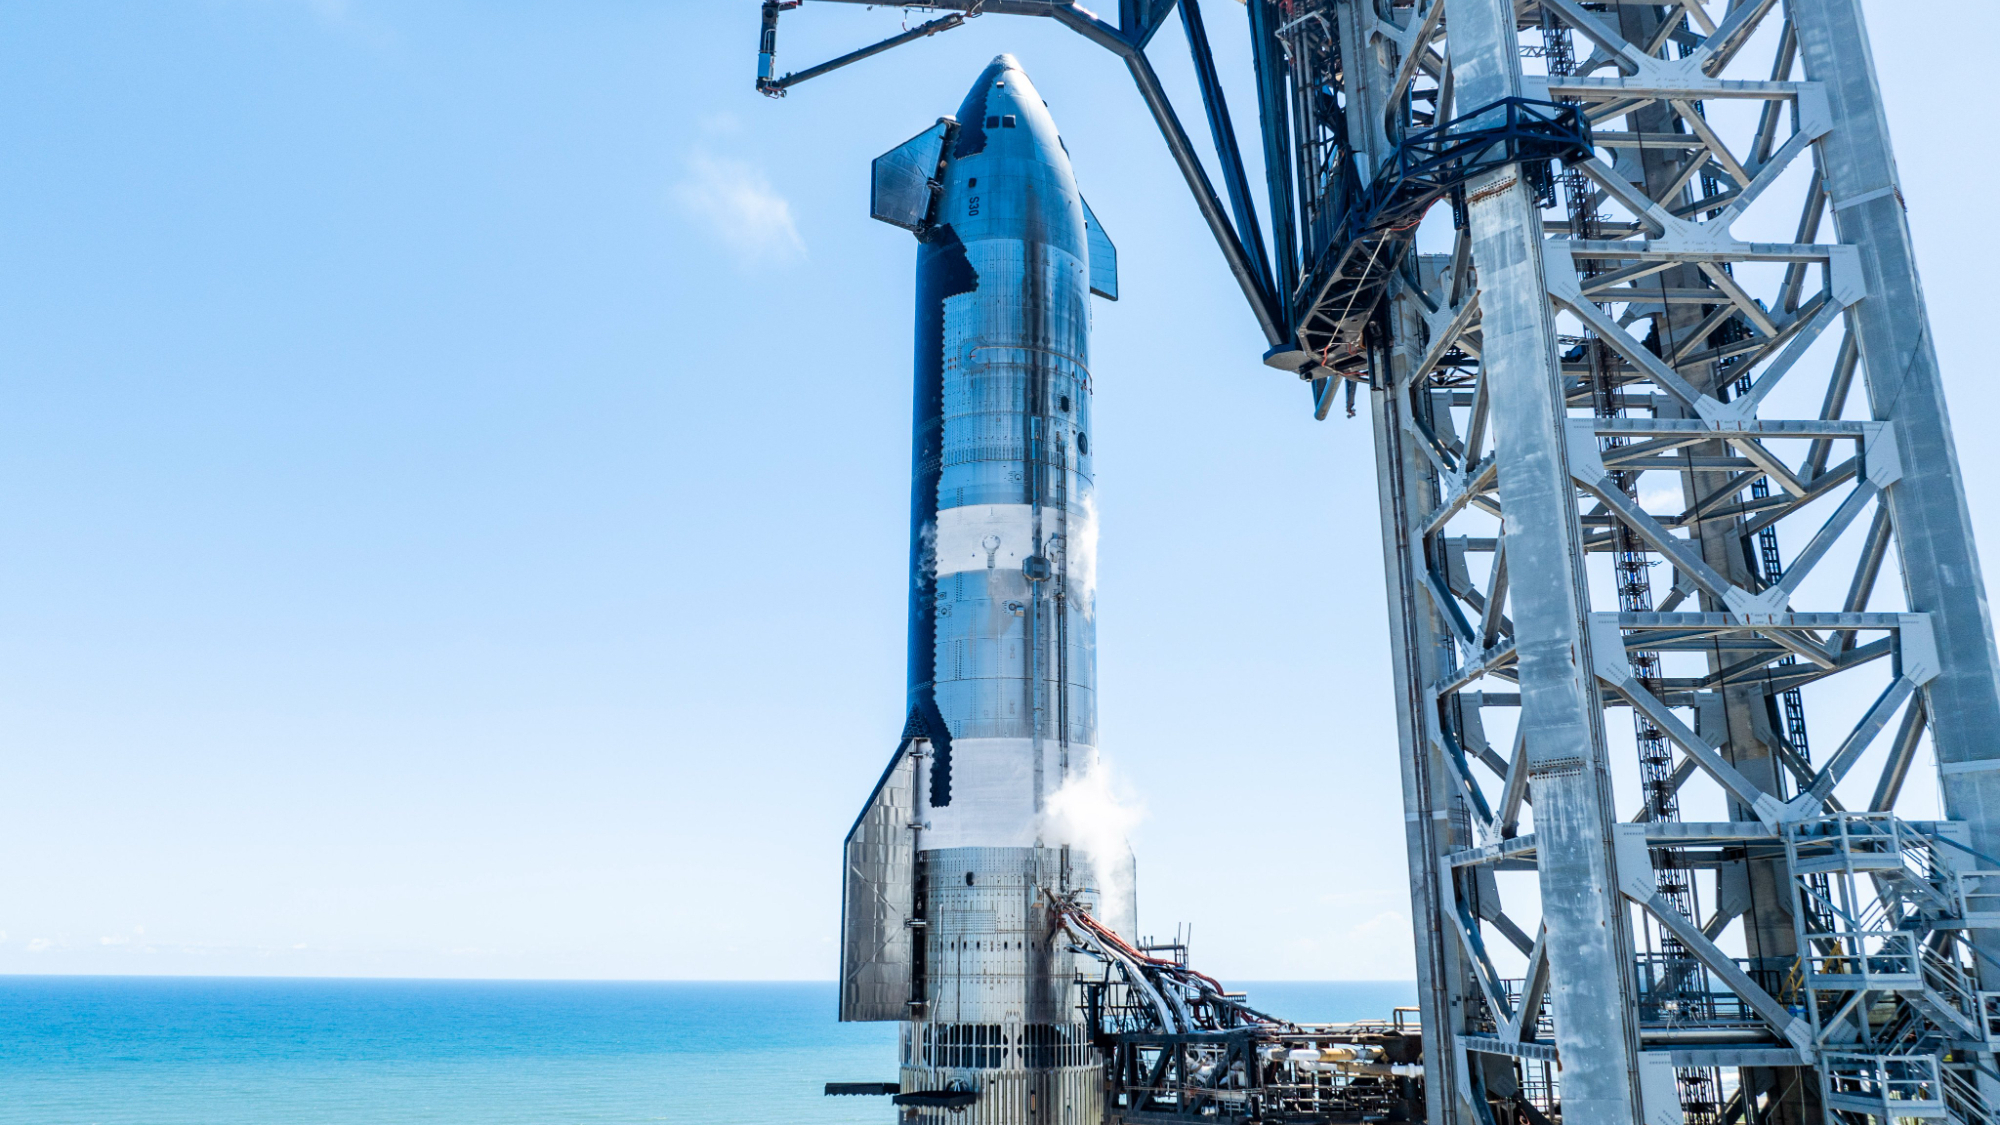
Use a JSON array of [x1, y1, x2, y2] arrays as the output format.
[[1044, 755, 1144, 936], [673, 153, 805, 267], [1063, 493, 1100, 607]]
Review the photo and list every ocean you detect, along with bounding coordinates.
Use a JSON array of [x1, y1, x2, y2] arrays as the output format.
[[0, 977, 1416, 1125]]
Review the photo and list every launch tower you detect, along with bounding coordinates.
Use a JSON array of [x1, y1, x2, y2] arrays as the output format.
[[765, 4, 2000, 1125]]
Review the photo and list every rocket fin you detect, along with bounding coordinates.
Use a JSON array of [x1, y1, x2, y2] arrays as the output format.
[[871, 119, 954, 233], [1082, 196, 1118, 300], [838, 737, 921, 1022]]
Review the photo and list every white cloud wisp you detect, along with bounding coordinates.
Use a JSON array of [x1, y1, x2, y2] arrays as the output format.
[[673, 153, 805, 268]]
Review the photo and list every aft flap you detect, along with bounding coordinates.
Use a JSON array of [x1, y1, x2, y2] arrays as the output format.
[[838, 737, 920, 1022], [871, 119, 953, 233], [1082, 196, 1118, 300]]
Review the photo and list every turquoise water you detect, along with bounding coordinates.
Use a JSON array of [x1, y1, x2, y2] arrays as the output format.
[[0, 977, 1414, 1125]]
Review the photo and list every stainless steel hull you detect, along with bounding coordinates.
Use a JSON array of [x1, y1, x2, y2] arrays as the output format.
[[840, 54, 1126, 1124]]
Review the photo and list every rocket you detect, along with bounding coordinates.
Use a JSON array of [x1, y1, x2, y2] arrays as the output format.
[[837, 55, 1129, 1123]]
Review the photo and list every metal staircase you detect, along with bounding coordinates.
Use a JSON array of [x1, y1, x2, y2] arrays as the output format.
[[1786, 814, 2000, 1125]]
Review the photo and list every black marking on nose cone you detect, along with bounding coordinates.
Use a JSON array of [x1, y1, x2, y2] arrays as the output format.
[[952, 62, 1006, 158]]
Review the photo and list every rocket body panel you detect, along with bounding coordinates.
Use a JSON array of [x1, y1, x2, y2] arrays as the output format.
[[909, 57, 1099, 849], [846, 55, 1126, 1123]]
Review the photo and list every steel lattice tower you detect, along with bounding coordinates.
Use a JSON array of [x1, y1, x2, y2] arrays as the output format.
[[760, 3, 2000, 1124], [1324, 5, 2000, 1125]]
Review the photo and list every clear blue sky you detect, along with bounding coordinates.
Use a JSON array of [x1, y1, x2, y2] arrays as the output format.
[[1, 1, 1993, 980]]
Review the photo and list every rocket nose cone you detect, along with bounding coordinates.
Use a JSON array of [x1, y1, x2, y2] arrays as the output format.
[[952, 53, 1063, 168]]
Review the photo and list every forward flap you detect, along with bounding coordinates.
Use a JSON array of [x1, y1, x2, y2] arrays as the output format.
[[1083, 196, 1118, 300], [871, 120, 953, 233]]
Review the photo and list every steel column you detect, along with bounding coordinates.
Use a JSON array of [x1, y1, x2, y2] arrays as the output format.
[[1790, 0, 2000, 896], [1377, 294, 1479, 1125], [1444, 3, 1645, 1123]]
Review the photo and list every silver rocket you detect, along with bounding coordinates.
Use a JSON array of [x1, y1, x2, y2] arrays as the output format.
[[838, 55, 1129, 1124]]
